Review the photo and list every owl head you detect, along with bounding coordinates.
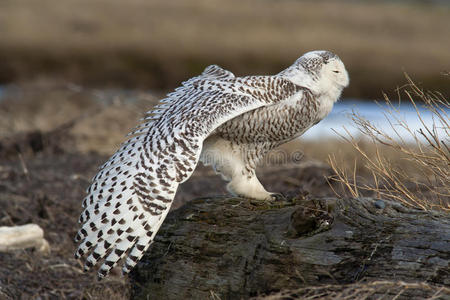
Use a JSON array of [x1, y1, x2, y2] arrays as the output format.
[[281, 50, 349, 99]]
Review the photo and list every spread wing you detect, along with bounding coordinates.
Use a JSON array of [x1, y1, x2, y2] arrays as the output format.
[[74, 65, 304, 278], [133, 65, 235, 132]]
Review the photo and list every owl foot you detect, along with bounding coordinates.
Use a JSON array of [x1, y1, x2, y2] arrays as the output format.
[[248, 192, 292, 207], [268, 193, 287, 202]]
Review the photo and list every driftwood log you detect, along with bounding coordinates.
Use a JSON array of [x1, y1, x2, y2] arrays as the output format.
[[130, 196, 450, 299]]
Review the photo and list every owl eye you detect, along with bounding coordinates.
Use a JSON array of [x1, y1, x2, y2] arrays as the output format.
[[333, 70, 340, 73]]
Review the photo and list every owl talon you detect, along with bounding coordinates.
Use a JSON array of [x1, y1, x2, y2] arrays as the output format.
[[269, 193, 287, 202]]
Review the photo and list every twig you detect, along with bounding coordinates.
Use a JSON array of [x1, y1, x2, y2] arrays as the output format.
[[17, 153, 30, 181]]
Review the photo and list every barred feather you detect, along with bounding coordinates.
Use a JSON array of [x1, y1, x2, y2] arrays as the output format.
[[75, 51, 349, 278]]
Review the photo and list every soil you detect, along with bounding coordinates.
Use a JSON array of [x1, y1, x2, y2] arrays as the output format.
[[0, 129, 336, 299]]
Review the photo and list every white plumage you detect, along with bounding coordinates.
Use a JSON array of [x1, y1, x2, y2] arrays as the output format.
[[75, 50, 349, 277]]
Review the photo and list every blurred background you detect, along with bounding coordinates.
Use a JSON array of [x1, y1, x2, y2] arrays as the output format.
[[1, 0, 449, 151], [0, 0, 449, 97], [0, 0, 448, 298]]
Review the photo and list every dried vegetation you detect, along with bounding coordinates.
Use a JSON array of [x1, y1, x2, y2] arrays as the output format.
[[258, 280, 450, 300], [329, 76, 449, 211]]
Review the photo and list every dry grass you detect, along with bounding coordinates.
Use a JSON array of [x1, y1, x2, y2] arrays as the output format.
[[0, 0, 449, 97], [256, 280, 450, 300], [329, 76, 449, 211]]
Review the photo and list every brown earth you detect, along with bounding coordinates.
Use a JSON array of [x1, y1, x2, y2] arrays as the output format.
[[0, 82, 446, 299], [0, 126, 336, 299]]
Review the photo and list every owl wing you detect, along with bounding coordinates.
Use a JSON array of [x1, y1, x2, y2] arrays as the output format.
[[74, 67, 304, 278], [133, 65, 235, 131]]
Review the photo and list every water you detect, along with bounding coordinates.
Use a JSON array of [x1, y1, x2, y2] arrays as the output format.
[[302, 99, 449, 142]]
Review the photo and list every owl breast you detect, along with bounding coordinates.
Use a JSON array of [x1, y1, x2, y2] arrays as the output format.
[[215, 90, 319, 144]]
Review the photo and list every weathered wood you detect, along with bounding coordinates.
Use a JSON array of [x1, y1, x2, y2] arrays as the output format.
[[130, 196, 450, 300]]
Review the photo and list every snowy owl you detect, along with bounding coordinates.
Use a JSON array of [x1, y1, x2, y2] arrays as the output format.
[[75, 50, 349, 277]]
